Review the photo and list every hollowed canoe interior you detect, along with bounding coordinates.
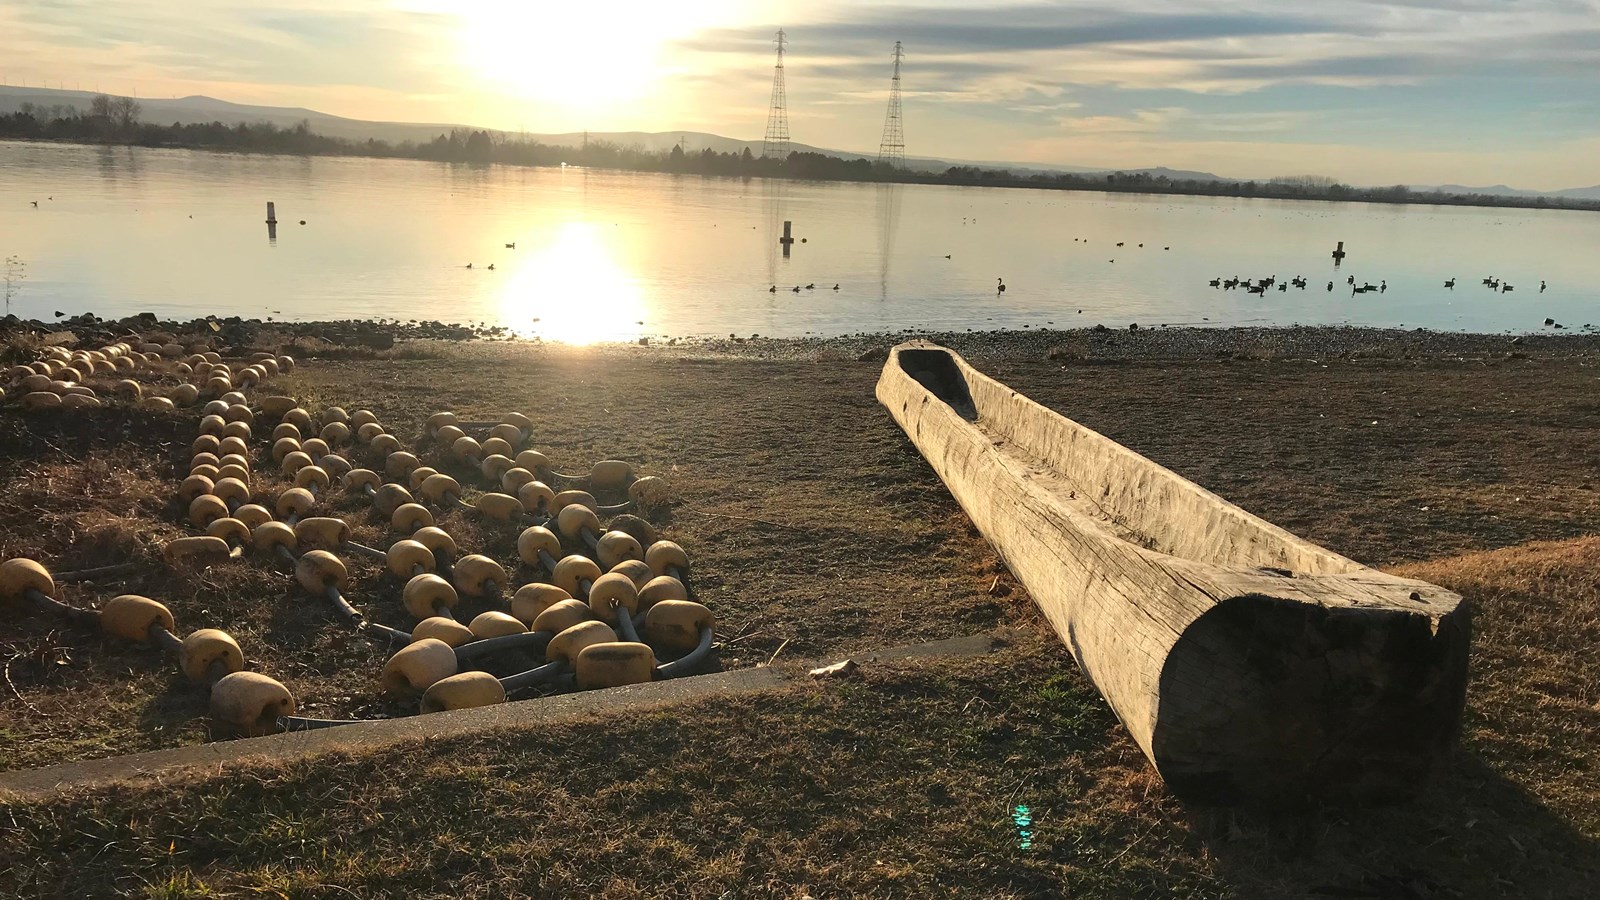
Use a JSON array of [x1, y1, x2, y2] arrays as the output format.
[[898, 348, 976, 421], [897, 345, 1361, 576]]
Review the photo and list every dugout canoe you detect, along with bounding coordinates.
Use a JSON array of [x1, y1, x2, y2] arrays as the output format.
[[877, 342, 1469, 806]]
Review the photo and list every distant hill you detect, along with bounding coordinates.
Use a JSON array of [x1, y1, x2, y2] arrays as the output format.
[[0, 86, 465, 143], [1410, 182, 1600, 202], [4, 85, 1590, 197], [1553, 185, 1600, 201], [0, 85, 1219, 180], [447, 132, 1221, 182], [1414, 183, 1536, 197], [512, 130, 1111, 177], [526, 130, 887, 165]]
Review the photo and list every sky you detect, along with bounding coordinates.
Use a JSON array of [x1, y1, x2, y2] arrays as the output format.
[[4, 0, 1599, 189]]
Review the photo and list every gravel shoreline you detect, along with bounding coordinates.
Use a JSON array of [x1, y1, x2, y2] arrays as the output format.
[[657, 324, 1600, 362], [6, 311, 1597, 364]]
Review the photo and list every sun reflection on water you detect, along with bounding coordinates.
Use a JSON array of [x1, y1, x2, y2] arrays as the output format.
[[495, 222, 647, 344]]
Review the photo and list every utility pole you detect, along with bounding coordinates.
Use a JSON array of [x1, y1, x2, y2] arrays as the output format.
[[877, 41, 906, 169], [762, 29, 791, 160]]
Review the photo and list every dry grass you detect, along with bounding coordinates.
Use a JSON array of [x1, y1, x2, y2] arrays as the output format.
[[273, 336, 464, 362], [5, 638, 1218, 899], [1, 339, 1598, 896], [1397, 538, 1600, 836], [3, 553, 1598, 899]]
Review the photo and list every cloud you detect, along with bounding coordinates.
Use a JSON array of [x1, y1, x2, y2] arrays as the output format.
[[1061, 107, 1187, 134], [657, 0, 1600, 183], [1053, 107, 1317, 138], [679, 6, 1358, 55], [3, 0, 461, 97], [5, 0, 1599, 186], [676, 0, 1600, 93]]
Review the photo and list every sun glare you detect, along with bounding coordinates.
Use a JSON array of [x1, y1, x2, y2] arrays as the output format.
[[456, 2, 701, 116], [495, 222, 647, 344]]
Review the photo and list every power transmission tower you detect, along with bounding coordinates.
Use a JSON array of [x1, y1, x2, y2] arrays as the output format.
[[762, 29, 791, 160], [877, 41, 906, 169]]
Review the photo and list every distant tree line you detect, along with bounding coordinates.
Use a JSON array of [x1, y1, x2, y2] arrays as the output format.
[[915, 166, 1600, 211], [3, 95, 1598, 213]]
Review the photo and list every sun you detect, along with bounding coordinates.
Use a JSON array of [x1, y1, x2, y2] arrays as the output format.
[[494, 222, 647, 344], [455, 2, 690, 116]]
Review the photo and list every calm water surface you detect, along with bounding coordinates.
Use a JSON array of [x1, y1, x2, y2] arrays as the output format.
[[3, 140, 1597, 342]]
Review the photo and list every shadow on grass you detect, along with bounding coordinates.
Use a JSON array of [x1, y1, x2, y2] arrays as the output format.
[[1192, 751, 1600, 898]]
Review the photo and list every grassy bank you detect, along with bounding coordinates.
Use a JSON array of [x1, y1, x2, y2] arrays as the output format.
[[2, 330, 1598, 895], [4, 568, 1598, 897]]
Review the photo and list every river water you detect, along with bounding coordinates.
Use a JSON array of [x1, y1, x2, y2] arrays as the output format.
[[2, 140, 1595, 342]]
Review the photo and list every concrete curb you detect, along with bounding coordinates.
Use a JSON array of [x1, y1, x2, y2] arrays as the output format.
[[0, 634, 996, 799]]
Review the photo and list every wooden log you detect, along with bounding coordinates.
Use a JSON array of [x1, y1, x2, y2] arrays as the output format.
[[877, 342, 1468, 806]]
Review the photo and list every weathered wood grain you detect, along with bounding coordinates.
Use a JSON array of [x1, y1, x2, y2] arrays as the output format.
[[877, 342, 1469, 806]]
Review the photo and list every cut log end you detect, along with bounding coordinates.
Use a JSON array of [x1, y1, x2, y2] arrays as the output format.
[[1154, 593, 1471, 807]]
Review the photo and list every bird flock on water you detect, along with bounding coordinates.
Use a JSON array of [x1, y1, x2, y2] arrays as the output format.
[[1208, 275, 1329, 294], [769, 284, 840, 293], [1204, 273, 1552, 297]]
